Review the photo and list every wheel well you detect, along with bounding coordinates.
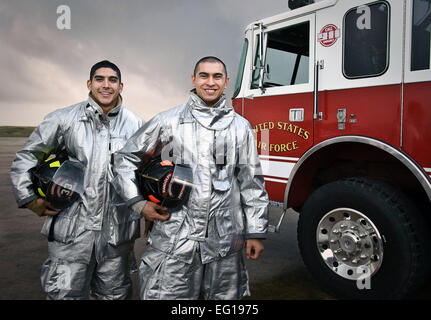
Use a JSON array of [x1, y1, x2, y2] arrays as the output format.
[[287, 141, 430, 213]]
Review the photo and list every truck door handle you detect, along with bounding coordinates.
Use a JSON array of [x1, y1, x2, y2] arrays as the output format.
[[314, 60, 324, 121]]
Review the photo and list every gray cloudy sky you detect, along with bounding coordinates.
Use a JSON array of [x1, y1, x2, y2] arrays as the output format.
[[0, 0, 294, 126]]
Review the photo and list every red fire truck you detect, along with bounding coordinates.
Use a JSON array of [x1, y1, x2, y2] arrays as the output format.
[[232, 0, 431, 299]]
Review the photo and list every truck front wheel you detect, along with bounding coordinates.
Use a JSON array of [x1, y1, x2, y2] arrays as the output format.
[[297, 177, 430, 299]]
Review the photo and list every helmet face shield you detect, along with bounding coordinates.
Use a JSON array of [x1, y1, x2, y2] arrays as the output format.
[[165, 163, 194, 206], [50, 160, 85, 196], [139, 158, 194, 209], [32, 158, 85, 211]]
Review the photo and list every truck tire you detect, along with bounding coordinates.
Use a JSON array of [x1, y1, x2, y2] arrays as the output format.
[[297, 177, 430, 299]]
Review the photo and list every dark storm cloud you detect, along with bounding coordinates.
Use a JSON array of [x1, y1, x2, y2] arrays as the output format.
[[0, 0, 292, 125]]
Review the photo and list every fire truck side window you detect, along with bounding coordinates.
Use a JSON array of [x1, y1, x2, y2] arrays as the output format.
[[411, 0, 431, 71], [343, 2, 389, 79], [251, 21, 310, 89]]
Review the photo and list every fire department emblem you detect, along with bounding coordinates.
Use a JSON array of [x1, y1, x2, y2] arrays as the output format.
[[318, 24, 340, 47]]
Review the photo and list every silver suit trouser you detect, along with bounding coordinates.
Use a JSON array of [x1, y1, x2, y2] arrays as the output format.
[[40, 243, 134, 300], [139, 247, 250, 300]]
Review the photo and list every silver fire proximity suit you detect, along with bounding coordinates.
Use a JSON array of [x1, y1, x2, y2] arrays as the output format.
[[10, 96, 144, 299], [113, 91, 269, 299]]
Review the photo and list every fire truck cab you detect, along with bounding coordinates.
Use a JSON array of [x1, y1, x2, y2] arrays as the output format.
[[232, 0, 431, 299]]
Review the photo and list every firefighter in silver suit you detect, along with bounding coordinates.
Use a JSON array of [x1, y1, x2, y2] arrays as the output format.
[[10, 60, 145, 299], [113, 56, 269, 299]]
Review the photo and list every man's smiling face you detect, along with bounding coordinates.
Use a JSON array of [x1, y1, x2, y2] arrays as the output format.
[[192, 61, 229, 107], [87, 67, 123, 112]]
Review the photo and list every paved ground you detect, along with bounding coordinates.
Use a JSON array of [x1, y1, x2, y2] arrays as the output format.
[[1, 137, 429, 300]]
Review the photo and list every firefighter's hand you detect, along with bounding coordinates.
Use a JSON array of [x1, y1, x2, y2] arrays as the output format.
[[140, 201, 170, 222], [26, 198, 59, 217], [246, 239, 264, 260]]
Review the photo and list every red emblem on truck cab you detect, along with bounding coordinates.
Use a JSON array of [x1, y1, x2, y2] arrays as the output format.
[[318, 24, 340, 47]]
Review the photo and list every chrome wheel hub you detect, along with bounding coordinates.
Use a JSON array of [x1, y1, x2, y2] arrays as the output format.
[[316, 208, 384, 280]]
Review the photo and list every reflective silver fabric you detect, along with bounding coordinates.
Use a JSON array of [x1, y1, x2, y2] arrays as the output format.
[[139, 247, 249, 299], [10, 96, 144, 299], [113, 92, 269, 299], [41, 235, 134, 300]]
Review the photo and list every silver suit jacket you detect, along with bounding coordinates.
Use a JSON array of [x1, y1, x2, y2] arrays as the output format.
[[10, 96, 145, 258], [113, 92, 269, 264]]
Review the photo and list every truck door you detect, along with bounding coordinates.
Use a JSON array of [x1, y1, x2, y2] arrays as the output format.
[[239, 14, 316, 202], [314, 0, 403, 147], [403, 0, 431, 176]]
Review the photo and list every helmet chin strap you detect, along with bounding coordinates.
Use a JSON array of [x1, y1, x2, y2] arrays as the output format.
[[47, 214, 58, 242]]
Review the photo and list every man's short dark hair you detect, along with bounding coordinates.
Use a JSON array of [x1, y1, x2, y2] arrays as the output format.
[[193, 56, 228, 77], [90, 60, 122, 83]]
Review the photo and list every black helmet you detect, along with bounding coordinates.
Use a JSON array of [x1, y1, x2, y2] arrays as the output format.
[[32, 153, 84, 210], [138, 157, 193, 209]]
